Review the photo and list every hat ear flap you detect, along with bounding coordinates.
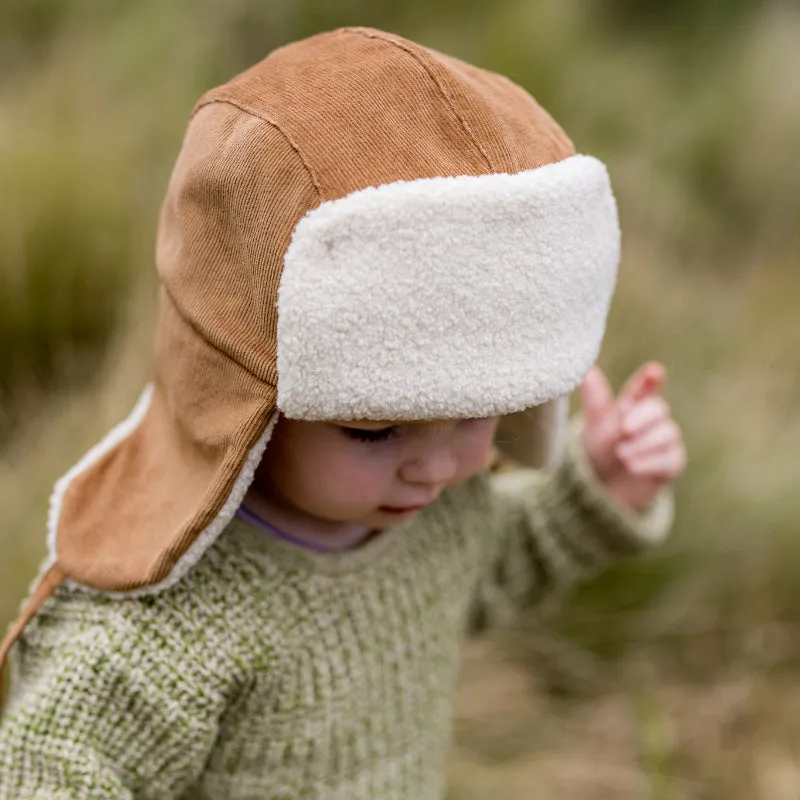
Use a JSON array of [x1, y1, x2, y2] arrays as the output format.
[[494, 396, 569, 469]]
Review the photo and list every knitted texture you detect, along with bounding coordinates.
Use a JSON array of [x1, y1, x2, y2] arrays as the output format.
[[0, 429, 672, 799]]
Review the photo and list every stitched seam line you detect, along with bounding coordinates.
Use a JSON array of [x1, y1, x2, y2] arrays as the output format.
[[193, 98, 325, 202], [165, 97, 325, 387], [160, 283, 276, 388], [346, 28, 495, 173]]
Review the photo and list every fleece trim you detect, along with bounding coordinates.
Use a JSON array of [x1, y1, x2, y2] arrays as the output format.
[[277, 154, 620, 422], [47, 387, 279, 598]]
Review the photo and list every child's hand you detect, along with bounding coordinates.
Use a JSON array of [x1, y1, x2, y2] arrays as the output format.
[[578, 362, 686, 511]]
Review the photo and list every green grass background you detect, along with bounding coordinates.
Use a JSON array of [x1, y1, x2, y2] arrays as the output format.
[[2, 0, 799, 795]]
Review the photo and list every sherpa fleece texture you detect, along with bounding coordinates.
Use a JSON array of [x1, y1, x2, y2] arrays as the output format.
[[0, 423, 672, 800], [277, 154, 620, 421]]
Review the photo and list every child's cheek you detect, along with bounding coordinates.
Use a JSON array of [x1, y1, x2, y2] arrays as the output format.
[[335, 448, 398, 497]]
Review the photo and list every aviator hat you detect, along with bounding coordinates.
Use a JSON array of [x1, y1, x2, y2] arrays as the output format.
[[0, 27, 620, 691]]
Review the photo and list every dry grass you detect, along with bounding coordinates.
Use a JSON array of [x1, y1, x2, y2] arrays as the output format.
[[450, 639, 800, 800]]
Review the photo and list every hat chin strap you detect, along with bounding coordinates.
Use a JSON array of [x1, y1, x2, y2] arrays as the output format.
[[0, 563, 64, 712]]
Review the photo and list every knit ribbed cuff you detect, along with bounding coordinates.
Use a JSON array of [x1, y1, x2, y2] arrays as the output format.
[[549, 415, 674, 554]]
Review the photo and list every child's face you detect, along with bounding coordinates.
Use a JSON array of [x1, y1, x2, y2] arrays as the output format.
[[253, 416, 500, 530]]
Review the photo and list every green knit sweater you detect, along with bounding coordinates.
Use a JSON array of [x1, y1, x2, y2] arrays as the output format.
[[0, 430, 672, 799]]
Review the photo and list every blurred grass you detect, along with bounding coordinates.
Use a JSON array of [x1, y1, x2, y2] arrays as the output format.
[[1, 0, 799, 795]]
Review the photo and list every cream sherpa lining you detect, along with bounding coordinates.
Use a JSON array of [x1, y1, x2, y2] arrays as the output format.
[[46, 386, 279, 598], [277, 154, 620, 422]]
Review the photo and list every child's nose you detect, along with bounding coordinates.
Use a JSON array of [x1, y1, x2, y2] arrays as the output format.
[[399, 439, 458, 486]]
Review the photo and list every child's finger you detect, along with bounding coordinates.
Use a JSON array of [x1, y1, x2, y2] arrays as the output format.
[[618, 362, 666, 412], [621, 445, 687, 481], [616, 419, 680, 459], [621, 396, 671, 437]]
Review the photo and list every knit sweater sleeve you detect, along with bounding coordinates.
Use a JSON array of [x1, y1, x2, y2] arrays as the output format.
[[468, 416, 674, 631], [0, 584, 256, 800]]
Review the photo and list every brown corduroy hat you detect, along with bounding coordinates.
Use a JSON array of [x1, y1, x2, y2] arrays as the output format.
[[0, 27, 621, 691]]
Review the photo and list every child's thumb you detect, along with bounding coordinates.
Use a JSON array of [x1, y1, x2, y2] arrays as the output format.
[[579, 366, 615, 425]]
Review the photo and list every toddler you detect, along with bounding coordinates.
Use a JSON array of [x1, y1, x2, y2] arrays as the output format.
[[0, 27, 685, 799]]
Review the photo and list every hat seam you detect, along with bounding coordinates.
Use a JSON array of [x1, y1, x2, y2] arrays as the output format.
[[160, 284, 278, 388], [493, 71, 576, 154], [193, 98, 324, 203], [343, 27, 495, 173]]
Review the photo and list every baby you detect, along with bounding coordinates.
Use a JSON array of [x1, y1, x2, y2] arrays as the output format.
[[0, 27, 685, 799]]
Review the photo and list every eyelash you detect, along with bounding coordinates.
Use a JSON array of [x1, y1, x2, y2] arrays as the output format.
[[342, 426, 399, 443], [341, 418, 489, 444]]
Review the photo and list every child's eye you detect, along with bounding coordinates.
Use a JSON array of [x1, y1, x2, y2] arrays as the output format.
[[341, 426, 399, 443]]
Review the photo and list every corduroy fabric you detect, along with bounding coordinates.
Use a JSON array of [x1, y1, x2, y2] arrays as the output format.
[[57, 104, 313, 590], [0, 427, 673, 799], [205, 27, 574, 199]]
